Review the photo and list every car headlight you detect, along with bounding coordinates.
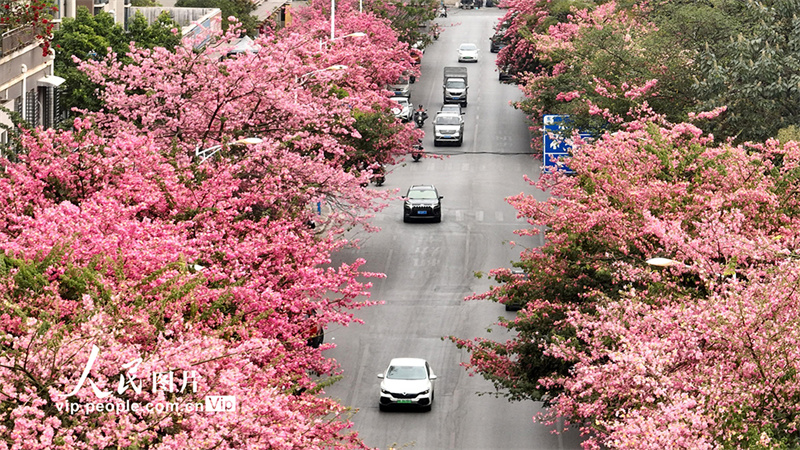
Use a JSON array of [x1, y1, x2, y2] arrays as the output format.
[[421, 389, 430, 395], [381, 388, 390, 394]]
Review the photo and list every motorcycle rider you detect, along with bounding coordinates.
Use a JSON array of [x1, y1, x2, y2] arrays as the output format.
[[373, 164, 385, 186], [412, 138, 424, 161], [413, 105, 428, 128]]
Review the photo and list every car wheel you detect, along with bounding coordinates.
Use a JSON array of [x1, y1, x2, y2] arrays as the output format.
[[433, 141, 440, 147], [458, 137, 463, 146], [379, 403, 387, 412], [423, 403, 432, 412], [461, 101, 467, 107], [434, 214, 441, 223], [403, 215, 410, 223]]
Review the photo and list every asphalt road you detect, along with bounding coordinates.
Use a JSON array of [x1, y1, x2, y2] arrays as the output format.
[[323, 8, 584, 450]]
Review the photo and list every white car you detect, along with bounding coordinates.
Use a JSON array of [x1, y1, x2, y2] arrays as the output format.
[[390, 96, 414, 122], [378, 358, 437, 411], [457, 43, 479, 62], [439, 104, 463, 116]]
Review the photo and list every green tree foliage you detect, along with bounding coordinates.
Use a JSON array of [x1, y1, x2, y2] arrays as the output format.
[[127, 10, 182, 50], [175, 0, 259, 35], [778, 125, 800, 144], [502, 0, 800, 143], [367, 0, 438, 47], [341, 107, 408, 171], [52, 8, 119, 116], [52, 8, 180, 121], [694, 0, 800, 143]]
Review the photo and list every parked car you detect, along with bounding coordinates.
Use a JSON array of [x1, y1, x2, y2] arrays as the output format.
[[498, 66, 515, 83], [403, 185, 443, 223], [377, 358, 437, 411], [457, 43, 479, 62], [490, 35, 508, 53], [433, 113, 465, 146], [388, 74, 412, 97], [391, 96, 414, 122], [503, 266, 529, 311]]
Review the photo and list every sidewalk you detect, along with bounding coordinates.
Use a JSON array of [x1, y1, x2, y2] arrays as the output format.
[[310, 201, 334, 236]]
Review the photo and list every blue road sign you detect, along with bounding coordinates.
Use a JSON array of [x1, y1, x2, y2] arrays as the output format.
[[542, 115, 590, 174]]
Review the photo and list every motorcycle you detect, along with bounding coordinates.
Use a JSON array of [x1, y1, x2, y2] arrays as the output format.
[[412, 143, 423, 162], [373, 165, 386, 186], [439, 6, 448, 17], [413, 109, 428, 128]]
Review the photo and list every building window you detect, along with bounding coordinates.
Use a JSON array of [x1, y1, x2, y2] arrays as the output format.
[[15, 89, 41, 127]]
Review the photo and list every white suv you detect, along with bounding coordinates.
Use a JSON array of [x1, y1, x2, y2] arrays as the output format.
[[378, 358, 437, 411]]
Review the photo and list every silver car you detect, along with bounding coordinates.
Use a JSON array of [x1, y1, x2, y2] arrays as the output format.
[[433, 113, 465, 146], [439, 104, 463, 116], [378, 358, 437, 411], [388, 74, 411, 98]]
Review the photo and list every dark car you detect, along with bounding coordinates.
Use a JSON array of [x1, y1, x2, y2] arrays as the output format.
[[403, 185, 443, 223], [490, 35, 508, 53], [503, 267, 529, 311], [498, 66, 515, 83]]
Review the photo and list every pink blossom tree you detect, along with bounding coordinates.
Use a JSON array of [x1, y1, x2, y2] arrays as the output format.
[[0, 3, 420, 447], [0, 122, 383, 448], [453, 114, 800, 447]]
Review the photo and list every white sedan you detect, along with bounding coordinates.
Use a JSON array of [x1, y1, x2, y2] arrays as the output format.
[[390, 96, 414, 122], [457, 43, 479, 62], [378, 358, 437, 411]]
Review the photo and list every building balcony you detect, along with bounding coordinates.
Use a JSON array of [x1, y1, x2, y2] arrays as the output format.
[[1, 24, 36, 57]]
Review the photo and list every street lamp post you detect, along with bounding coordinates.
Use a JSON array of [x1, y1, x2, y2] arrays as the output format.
[[294, 65, 348, 102], [646, 257, 737, 281], [319, 32, 366, 50], [330, 0, 335, 40], [645, 257, 685, 268], [195, 137, 263, 164], [334, 32, 367, 41]]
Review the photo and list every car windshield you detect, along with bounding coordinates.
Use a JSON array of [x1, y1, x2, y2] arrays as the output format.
[[446, 80, 466, 89], [393, 99, 409, 107], [391, 77, 410, 85], [387, 365, 428, 380], [435, 116, 461, 125], [460, 44, 477, 51], [408, 189, 438, 200]]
